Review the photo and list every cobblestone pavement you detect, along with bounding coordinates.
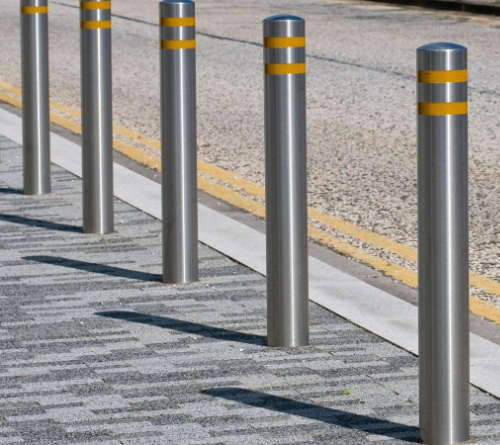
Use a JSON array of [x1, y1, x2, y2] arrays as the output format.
[[0, 134, 499, 444]]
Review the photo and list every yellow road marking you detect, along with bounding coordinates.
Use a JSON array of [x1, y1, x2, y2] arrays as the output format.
[[0, 81, 499, 324], [264, 36, 305, 48], [198, 177, 266, 219], [21, 6, 48, 14], [418, 102, 467, 116], [0, 91, 22, 108], [161, 40, 195, 50], [160, 17, 195, 27], [81, 20, 111, 29], [80, 1, 111, 10], [265, 63, 306, 75], [418, 70, 467, 83]]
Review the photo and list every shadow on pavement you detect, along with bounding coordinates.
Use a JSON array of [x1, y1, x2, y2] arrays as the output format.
[[0, 187, 22, 194], [24, 255, 161, 282], [201, 387, 420, 443], [96, 310, 266, 346], [1, 213, 81, 232]]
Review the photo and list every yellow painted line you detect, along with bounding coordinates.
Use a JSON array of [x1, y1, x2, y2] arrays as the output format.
[[0, 81, 499, 324], [0, 80, 22, 96], [49, 111, 82, 136], [160, 17, 195, 27], [161, 40, 195, 50], [21, 6, 48, 14], [470, 297, 500, 324], [0, 90, 22, 108], [265, 63, 305, 75], [418, 102, 467, 116], [418, 70, 467, 83], [0, 79, 164, 156], [264, 36, 305, 48], [198, 177, 266, 219], [113, 139, 161, 171], [81, 20, 111, 29], [80, 1, 111, 10], [309, 226, 500, 324]]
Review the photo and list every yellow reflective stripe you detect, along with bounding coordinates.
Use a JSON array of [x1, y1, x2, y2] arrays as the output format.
[[418, 70, 467, 83], [418, 102, 467, 116], [80, 1, 111, 10], [265, 63, 306, 75], [161, 40, 196, 50], [21, 6, 48, 14], [160, 17, 195, 27], [264, 36, 305, 48], [81, 20, 111, 29]]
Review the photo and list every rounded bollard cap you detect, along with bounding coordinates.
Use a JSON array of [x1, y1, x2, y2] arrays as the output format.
[[263, 14, 304, 37], [21, 0, 48, 7], [417, 42, 467, 71], [160, 0, 194, 18], [264, 14, 303, 22]]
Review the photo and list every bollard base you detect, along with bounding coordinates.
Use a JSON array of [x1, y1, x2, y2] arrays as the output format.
[[23, 189, 51, 196], [82, 227, 115, 235]]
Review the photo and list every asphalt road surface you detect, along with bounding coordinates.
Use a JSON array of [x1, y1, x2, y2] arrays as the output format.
[[1, 0, 499, 312]]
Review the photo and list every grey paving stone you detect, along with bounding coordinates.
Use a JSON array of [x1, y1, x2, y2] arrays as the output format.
[[0, 134, 499, 444]]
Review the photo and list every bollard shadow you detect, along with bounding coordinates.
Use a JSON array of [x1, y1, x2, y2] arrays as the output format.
[[23, 255, 162, 282], [0, 187, 22, 195], [201, 388, 420, 443], [0, 213, 81, 232], [96, 310, 266, 346]]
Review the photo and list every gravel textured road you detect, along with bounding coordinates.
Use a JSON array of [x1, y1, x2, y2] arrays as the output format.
[[0, 0, 499, 307]]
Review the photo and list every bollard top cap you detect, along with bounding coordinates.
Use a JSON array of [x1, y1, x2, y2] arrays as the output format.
[[21, 0, 48, 6], [263, 14, 304, 22], [417, 42, 467, 71], [159, 0, 194, 17], [263, 14, 304, 37], [417, 42, 466, 53]]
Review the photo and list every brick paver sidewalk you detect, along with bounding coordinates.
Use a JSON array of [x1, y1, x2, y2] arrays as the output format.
[[0, 134, 499, 444]]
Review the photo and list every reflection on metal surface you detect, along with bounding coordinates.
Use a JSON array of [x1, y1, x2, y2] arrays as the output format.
[[417, 42, 469, 445], [21, 0, 51, 195], [80, 0, 114, 234], [160, 0, 198, 284], [264, 15, 309, 347]]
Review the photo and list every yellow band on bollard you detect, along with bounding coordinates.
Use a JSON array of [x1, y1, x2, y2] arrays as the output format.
[[80, 1, 111, 10], [81, 20, 111, 29], [418, 102, 467, 116], [160, 17, 195, 27], [21, 6, 48, 14], [418, 70, 467, 83], [161, 40, 196, 50], [265, 63, 306, 75], [264, 36, 305, 48]]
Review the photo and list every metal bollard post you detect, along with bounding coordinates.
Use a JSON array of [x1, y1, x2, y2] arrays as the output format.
[[264, 15, 309, 347], [80, 0, 113, 234], [417, 42, 469, 445], [159, 0, 198, 284], [20, 0, 51, 195]]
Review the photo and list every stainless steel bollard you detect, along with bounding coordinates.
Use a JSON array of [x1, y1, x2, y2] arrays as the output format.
[[264, 15, 309, 347], [417, 42, 469, 445], [80, 0, 113, 234], [21, 0, 51, 195], [160, 0, 198, 284]]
